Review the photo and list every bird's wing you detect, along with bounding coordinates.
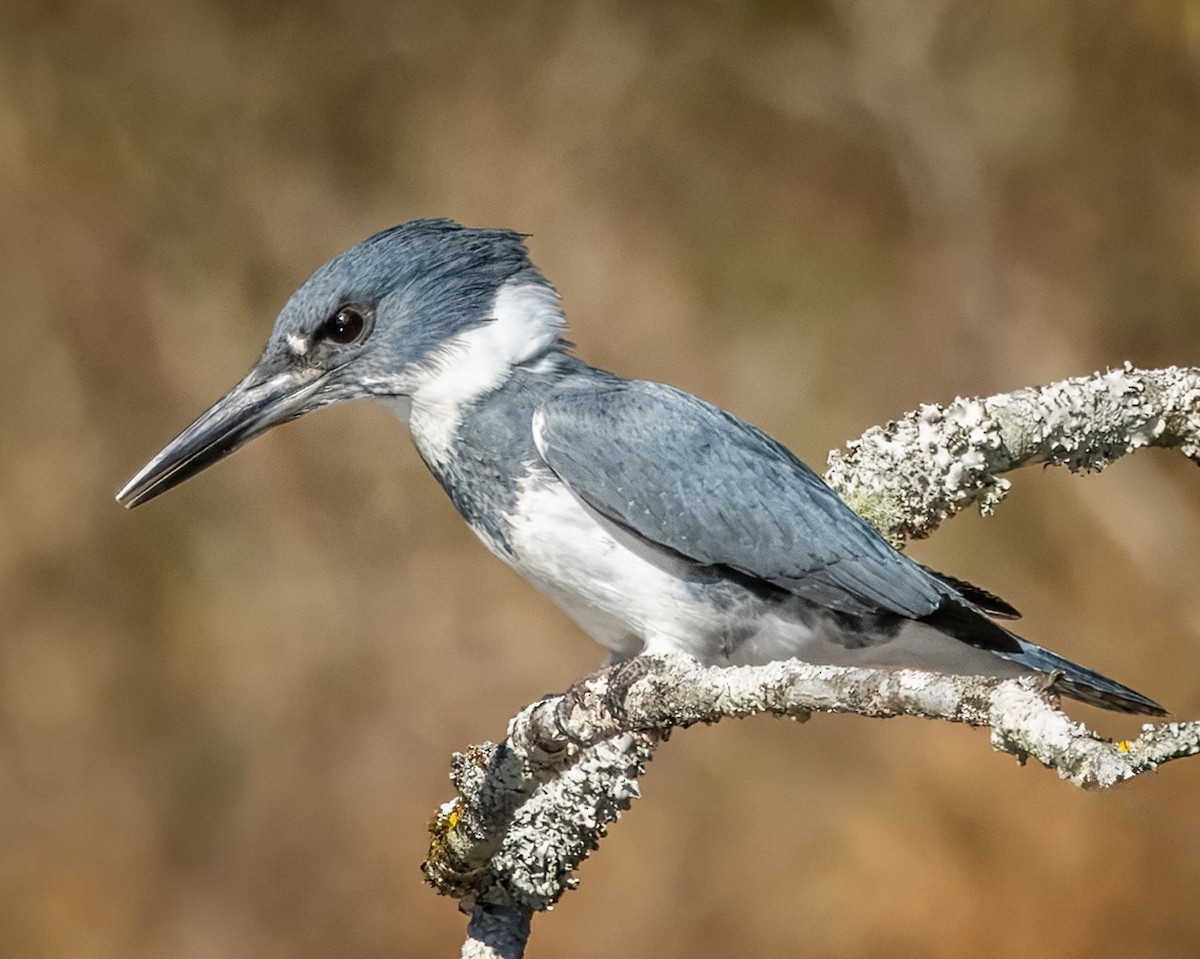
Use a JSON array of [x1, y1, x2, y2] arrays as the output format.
[[533, 378, 950, 618]]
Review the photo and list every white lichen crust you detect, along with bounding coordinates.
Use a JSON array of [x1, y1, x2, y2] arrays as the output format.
[[437, 656, 1200, 958], [825, 364, 1200, 545]]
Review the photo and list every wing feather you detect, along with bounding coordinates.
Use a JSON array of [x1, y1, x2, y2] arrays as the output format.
[[534, 378, 949, 618]]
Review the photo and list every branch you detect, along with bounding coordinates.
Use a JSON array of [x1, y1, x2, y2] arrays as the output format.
[[824, 363, 1200, 545], [430, 365, 1200, 957]]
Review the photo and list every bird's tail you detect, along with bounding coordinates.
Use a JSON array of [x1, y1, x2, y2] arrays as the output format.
[[994, 637, 1166, 716], [919, 600, 1166, 715]]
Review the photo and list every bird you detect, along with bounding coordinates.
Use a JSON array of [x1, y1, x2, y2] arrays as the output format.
[[116, 218, 1165, 715]]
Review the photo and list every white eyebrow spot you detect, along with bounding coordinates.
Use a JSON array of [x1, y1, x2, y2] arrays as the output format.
[[286, 333, 309, 356]]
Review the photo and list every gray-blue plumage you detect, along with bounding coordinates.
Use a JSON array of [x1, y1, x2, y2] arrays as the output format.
[[116, 219, 1166, 715], [535, 377, 948, 617]]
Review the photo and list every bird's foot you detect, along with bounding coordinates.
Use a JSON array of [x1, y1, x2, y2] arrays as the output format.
[[600, 656, 654, 722]]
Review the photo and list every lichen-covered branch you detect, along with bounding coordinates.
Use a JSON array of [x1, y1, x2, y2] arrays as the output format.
[[825, 364, 1200, 545], [434, 365, 1200, 958], [434, 657, 1200, 956]]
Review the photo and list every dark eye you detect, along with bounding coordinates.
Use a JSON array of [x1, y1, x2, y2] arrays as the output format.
[[320, 306, 366, 344]]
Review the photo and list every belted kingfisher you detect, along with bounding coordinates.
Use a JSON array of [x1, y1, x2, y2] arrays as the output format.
[[117, 219, 1164, 715]]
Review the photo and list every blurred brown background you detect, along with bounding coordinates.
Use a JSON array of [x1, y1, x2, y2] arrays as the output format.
[[4, 1, 1200, 956]]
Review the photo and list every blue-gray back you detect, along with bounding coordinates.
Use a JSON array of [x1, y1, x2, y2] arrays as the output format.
[[535, 377, 952, 617]]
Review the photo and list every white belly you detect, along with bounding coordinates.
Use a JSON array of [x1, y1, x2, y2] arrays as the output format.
[[493, 474, 1028, 682], [500, 476, 738, 659]]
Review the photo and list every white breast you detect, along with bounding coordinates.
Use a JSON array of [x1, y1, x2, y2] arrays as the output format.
[[501, 475, 737, 660]]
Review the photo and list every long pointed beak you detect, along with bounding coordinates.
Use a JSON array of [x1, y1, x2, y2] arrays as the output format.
[[116, 362, 330, 509]]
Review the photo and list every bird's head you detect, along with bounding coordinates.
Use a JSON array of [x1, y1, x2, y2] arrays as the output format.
[[116, 219, 566, 507]]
